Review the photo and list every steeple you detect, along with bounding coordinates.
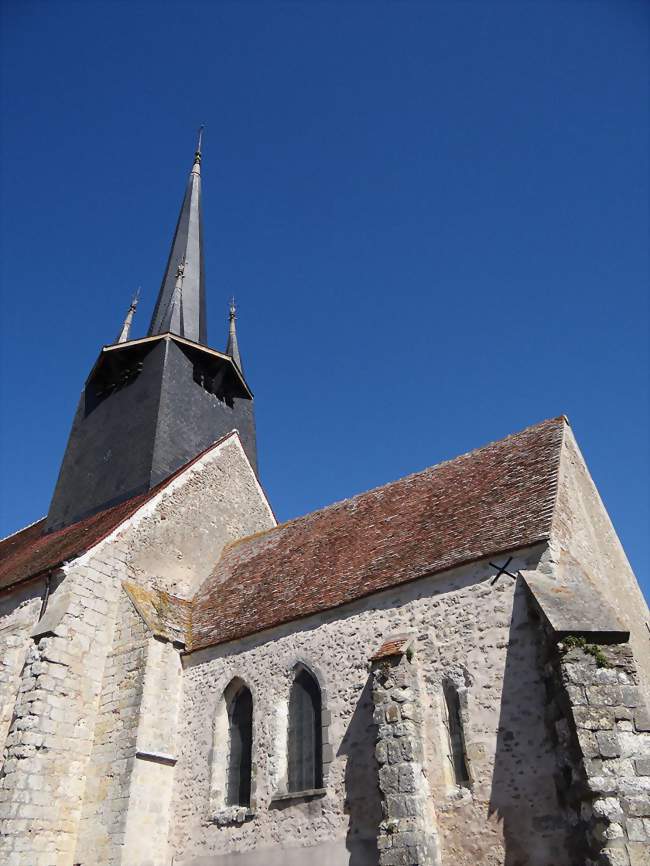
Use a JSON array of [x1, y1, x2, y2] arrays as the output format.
[[116, 288, 140, 344], [45, 134, 258, 532], [148, 128, 206, 344], [226, 297, 243, 372]]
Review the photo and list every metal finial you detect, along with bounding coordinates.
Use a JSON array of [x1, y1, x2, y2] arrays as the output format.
[[194, 125, 204, 163], [116, 287, 141, 344], [229, 296, 236, 319]]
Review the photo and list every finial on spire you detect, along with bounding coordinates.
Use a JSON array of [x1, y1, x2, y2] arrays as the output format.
[[148, 130, 207, 343], [194, 125, 204, 165], [116, 287, 140, 344], [226, 296, 243, 372]]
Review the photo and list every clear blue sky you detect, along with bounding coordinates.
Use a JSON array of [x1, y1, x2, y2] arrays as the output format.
[[1, 1, 648, 599]]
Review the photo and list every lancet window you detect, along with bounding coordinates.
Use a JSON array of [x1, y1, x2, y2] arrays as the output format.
[[226, 685, 253, 807], [287, 667, 323, 792], [443, 679, 470, 786]]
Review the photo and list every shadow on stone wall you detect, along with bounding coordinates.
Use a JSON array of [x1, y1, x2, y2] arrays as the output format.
[[488, 580, 570, 866], [338, 676, 382, 866]]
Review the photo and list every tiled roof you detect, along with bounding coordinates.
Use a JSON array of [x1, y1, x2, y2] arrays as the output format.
[[0, 497, 151, 591], [0, 431, 239, 591], [2, 420, 567, 650], [190, 417, 566, 651], [371, 634, 415, 661]]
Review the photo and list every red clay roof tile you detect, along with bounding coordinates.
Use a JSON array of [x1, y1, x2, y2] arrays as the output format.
[[189, 417, 566, 651]]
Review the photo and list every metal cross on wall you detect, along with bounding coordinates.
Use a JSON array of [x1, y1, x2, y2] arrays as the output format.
[[489, 556, 519, 586]]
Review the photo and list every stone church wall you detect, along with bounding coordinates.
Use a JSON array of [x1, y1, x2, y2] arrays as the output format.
[[0, 435, 274, 866], [551, 425, 650, 700], [0, 578, 44, 757], [172, 543, 572, 866]]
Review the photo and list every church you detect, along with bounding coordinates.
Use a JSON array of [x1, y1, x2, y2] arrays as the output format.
[[1, 138, 649, 866]]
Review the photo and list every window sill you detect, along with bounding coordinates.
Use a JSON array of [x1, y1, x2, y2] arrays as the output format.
[[211, 806, 255, 826], [270, 787, 326, 804]]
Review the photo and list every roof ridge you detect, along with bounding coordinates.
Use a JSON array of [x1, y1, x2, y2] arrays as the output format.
[[0, 515, 46, 545], [239, 416, 568, 542]]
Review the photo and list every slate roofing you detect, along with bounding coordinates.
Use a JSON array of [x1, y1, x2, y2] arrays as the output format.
[[1, 418, 567, 650], [189, 416, 566, 651]]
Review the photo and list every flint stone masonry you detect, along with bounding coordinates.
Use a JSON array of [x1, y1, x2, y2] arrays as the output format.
[[0, 434, 274, 866], [172, 546, 572, 866]]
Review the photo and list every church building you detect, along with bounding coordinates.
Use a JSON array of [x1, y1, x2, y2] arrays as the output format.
[[1, 138, 649, 866]]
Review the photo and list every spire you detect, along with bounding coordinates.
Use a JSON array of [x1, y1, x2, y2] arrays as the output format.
[[148, 128, 206, 344], [226, 297, 243, 372], [116, 288, 140, 343]]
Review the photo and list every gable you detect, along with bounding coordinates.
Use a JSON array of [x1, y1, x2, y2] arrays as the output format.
[[0, 430, 274, 596]]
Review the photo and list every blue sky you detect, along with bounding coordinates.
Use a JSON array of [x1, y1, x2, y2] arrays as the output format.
[[1, 1, 648, 599]]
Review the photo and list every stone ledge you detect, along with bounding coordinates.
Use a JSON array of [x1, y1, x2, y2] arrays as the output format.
[[269, 787, 326, 803], [135, 749, 177, 766]]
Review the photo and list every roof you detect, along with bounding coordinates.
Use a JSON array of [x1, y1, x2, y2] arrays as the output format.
[[2, 418, 567, 649], [189, 417, 567, 652], [0, 431, 240, 592]]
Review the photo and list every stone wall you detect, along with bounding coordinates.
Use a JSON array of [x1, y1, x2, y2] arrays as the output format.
[[172, 545, 571, 866], [371, 643, 439, 865], [551, 425, 650, 700], [0, 434, 274, 866], [0, 544, 129, 866], [549, 639, 650, 866], [0, 578, 43, 756], [73, 588, 150, 865]]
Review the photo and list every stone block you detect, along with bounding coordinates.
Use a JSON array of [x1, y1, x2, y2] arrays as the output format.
[[628, 818, 649, 842], [379, 765, 400, 794], [385, 704, 401, 723], [384, 794, 423, 819], [620, 687, 642, 708], [635, 759, 650, 776], [629, 842, 650, 866], [634, 709, 650, 732], [590, 685, 624, 707], [398, 764, 417, 794], [376, 741, 389, 765], [575, 707, 615, 731], [596, 732, 621, 758], [592, 797, 624, 822]]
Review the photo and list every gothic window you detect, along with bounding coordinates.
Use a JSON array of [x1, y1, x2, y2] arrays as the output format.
[[443, 679, 470, 786], [226, 685, 253, 807], [287, 667, 323, 792]]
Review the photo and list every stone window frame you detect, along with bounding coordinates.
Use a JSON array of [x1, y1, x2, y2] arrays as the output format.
[[269, 659, 332, 803], [209, 675, 258, 825], [438, 672, 473, 792]]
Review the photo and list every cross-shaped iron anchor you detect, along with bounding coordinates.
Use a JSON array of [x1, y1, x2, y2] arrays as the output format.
[[489, 556, 519, 586]]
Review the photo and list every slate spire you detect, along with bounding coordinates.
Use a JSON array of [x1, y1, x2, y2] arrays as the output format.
[[116, 288, 140, 344], [148, 128, 206, 344], [226, 297, 243, 372]]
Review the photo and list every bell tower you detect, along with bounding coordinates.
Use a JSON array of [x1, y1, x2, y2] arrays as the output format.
[[46, 134, 258, 532]]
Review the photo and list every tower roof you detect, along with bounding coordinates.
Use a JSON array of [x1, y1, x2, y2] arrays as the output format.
[[148, 129, 206, 344]]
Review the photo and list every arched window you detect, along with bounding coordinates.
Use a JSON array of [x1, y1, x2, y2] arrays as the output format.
[[287, 667, 323, 792], [226, 685, 253, 807], [443, 679, 470, 786]]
